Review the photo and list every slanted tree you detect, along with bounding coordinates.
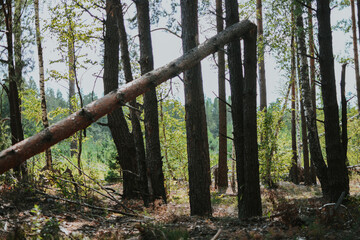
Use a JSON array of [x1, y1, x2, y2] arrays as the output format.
[[340, 63, 348, 164], [35, 0, 52, 171], [316, 0, 349, 201], [0, 20, 257, 175], [135, 0, 167, 203], [181, 0, 212, 216], [216, 0, 228, 193]]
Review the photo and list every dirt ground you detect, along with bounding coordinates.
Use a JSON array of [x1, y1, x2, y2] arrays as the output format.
[[0, 178, 360, 239]]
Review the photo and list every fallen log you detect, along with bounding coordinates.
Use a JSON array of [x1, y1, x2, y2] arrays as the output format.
[[0, 20, 256, 174]]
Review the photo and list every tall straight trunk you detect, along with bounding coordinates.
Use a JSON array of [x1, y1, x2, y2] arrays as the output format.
[[68, 25, 77, 157], [301, 97, 311, 185], [307, 0, 317, 184], [35, 0, 52, 170], [181, 0, 212, 216], [135, 0, 166, 203], [351, 0, 360, 113], [296, 2, 329, 195], [256, 0, 266, 111], [225, 0, 245, 218], [290, 58, 298, 184], [340, 64, 348, 165], [103, 0, 139, 199], [13, 0, 27, 178], [243, 27, 262, 217], [216, 0, 228, 192], [115, 0, 149, 205], [316, 0, 349, 201], [2, 0, 26, 178]]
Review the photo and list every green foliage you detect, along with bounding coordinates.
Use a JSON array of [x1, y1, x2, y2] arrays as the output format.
[[258, 101, 291, 184], [139, 223, 189, 240]]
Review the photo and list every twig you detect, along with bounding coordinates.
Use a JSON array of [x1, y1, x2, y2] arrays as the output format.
[[210, 229, 222, 240], [212, 91, 232, 108], [220, 132, 234, 141], [35, 189, 137, 217], [60, 154, 133, 213]]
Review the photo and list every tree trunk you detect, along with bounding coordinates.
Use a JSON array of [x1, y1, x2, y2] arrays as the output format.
[[2, 0, 26, 179], [256, 0, 266, 111], [243, 27, 262, 218], [115, 0, 149, 205], [351, 0, 360, 113], [307, 0, 317, 184], [68, 24, 77, 157], [290, 58, 298, 184], [181, 0, 212, 216], [216, 0, 228, 193], [135, 0, 166, 203], [300, 98, 311, 185], [103, 0, 139, 199], [225, 0, 245, 218], [35, 0, 52, 171], [340, 63, 348, 165], [296, 2, 329, 195], [316, 0, 349, 201], [0, 20, 257, 175]]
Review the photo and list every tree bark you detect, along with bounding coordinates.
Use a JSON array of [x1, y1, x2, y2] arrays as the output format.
[[290, 58, 298, 184], [0, 20, 257, 175], [307, 0, 317, 184], [181, 0, 212, 216], [135, 0, 166, 203], [340, 63, 348, 165], [351, 0, 360, 113], [243, 27, 262, 217], [316, 0, 349, 201], [115, 0, 149, 205], [300, 98, 310, 185], [2, 0, 26, 179], [225, 0, 245, 218], [103, 0, 139, 199], [35, 0, 52, 171], [296, 2, 329, 194], [256, 0, 266, 111], [216, 0, 228, 193]]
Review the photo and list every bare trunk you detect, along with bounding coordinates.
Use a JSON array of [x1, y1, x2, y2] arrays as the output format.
[[225, 0, 245, 218], [316, 0, 349, 201], [135, 0, 166, 203], [290, 57, 298, 184], [216, 0, 228, 193], [0, 20, 257, 175], [351, 0, 360, 113], [307, 0, 317, 184], [115, 0, 149, 205], [340, 64, 348, 165], [181, 0, 212, 216], [301, 98, 310, 185], [68, 25, 77, 157], [296, 2, 329, 194], [256, 0, 266, 111], [2, 0, 26, 179], [35, 0, 52, 171], [103, 0, 139, 199], [243, 27, 262, 218]]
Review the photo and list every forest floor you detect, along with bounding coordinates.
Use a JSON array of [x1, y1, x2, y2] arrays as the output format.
[[0, 175, 360, 239]]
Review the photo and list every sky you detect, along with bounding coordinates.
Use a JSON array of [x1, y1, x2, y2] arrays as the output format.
[[30, 1, 358, 107]]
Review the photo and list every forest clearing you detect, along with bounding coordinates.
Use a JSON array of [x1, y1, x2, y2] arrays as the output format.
[[2, 0, 360, 239]]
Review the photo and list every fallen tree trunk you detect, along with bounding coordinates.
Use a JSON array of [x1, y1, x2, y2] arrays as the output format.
[[0, 20, 256, 175]]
